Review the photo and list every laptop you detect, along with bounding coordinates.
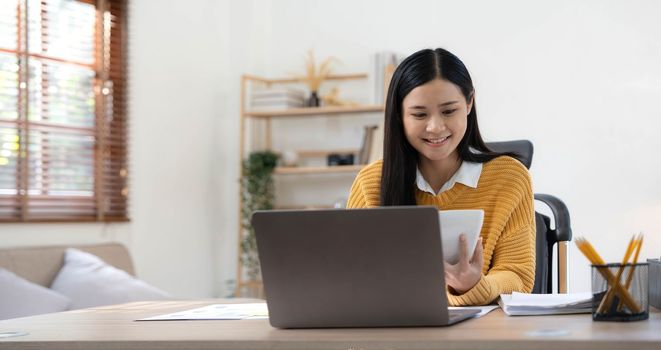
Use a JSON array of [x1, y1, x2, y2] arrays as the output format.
[[251, 206, 479, 328]]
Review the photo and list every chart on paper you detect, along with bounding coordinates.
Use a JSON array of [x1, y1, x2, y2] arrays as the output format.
[[137, 303, 269, 321]]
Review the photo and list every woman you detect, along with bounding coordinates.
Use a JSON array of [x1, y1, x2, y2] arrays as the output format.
[[347, 48, 535, 306]]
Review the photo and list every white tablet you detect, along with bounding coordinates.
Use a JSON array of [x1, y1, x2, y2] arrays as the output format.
[[438, 209, 484, 264]]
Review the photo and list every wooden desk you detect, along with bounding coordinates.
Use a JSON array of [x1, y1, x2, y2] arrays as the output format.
[[1, 300, 660, 350]]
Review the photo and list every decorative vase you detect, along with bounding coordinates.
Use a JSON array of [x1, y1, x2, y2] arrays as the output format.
[[306, 91, 320, 107]]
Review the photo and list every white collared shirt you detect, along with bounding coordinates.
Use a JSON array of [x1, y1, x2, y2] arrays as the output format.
[[415, 161, 483, 195]]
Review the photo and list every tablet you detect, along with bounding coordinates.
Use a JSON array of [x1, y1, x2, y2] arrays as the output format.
[[439, 209, 484, 264]]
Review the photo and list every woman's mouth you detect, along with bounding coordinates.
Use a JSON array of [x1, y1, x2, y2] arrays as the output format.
[[423, 135, 450, 146]]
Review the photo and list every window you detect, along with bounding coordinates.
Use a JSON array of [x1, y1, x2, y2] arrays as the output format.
[[0, 0, 127, 222]]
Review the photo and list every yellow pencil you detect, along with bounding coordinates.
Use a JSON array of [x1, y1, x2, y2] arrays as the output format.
[[597, 235, 637, 313], [617, 234, 644, 311]]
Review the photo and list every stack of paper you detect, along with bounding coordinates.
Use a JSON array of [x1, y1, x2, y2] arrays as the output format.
[[499, 292, 592, 316]]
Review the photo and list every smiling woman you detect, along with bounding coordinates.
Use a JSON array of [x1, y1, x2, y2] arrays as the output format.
[[346, 48, 536, 306]]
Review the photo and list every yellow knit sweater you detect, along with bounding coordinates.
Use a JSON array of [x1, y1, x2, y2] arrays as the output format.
[[347, 156, 535, 306]]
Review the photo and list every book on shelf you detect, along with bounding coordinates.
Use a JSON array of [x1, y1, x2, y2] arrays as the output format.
[[251, 87, 305, 98], [368, 51, 402, 105], [358, 125, 378, 165], [250, 87, 305, 110], [367, 122, 384, 164], [250, 99, 304, 110]]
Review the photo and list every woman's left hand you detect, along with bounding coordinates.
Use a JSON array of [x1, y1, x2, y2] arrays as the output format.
[[444, 234, 483, 294]]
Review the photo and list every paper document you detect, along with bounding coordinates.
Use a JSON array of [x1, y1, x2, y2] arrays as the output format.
[[499, 292, 592, 316], [449, 305, 499, 318], [137, 303, 269, 321]]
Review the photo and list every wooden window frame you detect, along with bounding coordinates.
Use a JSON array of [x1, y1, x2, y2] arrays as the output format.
[[0, 0, 128, 222]]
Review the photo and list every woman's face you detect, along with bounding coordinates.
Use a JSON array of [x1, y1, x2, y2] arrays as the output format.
[[401, 78, 472, 164]]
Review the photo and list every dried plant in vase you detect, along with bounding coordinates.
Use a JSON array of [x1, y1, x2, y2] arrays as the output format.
[[322, 87, 358, 107], [296, 50, 338, 107]]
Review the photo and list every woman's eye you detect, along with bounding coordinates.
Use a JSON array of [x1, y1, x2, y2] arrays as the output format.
[[411, 113, 427, 118], [443, 109, 457, 116]]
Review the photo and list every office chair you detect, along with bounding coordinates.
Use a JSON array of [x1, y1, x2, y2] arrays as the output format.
[[486, 140, 572, 294]]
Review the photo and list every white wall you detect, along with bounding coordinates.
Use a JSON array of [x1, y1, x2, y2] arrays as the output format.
[[1, 0, 659, 297], [127, 0, 231, 297]]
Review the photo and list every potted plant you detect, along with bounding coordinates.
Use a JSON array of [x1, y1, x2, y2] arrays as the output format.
[[240, 151, 278, 291]]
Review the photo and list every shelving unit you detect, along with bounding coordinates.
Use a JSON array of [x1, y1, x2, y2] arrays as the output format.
[[273, 164, 364, 175], [236, 69, 393, 297], [244, 105, 383, 118]]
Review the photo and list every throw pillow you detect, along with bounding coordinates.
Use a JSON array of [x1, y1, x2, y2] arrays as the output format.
[[50, 248, 171, 309], [0, 268, 71, 320]]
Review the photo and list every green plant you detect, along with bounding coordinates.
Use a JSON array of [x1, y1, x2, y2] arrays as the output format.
[[240, 151, 278, 282]]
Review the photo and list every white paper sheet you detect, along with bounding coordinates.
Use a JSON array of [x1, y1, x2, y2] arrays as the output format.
[[137, 303, 269, 321], [505, 292, 592, 307], [499, 292, 592, 316], [449, 305, 500, 318], [138, 303, 500, 321]]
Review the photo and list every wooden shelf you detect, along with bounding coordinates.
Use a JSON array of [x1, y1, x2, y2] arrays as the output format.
[[273, 165, 363, 175], [245, 105, 384, 118], [296, 149, 358, 157], [274, 204, 336, 210], [243, 73, 368, 84]]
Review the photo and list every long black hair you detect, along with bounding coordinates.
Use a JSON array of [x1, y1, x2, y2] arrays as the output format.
[[380, 48, 517, 206]]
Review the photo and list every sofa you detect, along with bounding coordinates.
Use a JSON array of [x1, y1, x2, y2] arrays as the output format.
[[0, 242, 170, 320], [0, 242, 135, 287]]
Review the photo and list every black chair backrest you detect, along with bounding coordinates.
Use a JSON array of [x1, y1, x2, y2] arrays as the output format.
[[487, 140, 533, 169]]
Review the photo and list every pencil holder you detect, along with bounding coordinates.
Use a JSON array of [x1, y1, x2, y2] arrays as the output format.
[[591, 263, 648, 322]]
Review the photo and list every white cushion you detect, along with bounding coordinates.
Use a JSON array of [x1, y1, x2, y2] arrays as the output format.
[[0, 268, 71, 320], [50, 248, 171, 309]]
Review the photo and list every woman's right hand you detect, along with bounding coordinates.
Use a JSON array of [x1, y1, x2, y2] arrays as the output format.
[[444, 234, 483, 294]]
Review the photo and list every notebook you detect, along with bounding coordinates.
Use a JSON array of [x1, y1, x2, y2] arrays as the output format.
[[251, 206, 479, 328]]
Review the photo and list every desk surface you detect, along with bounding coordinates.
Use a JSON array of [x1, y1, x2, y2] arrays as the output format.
[[1, 300, 660, 350]]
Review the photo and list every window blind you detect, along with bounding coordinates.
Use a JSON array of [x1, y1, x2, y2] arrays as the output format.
[[0, 0, 128, 222]]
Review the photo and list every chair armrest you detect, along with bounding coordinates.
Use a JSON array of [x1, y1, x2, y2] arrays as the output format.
[[534, 193, 572, 243]]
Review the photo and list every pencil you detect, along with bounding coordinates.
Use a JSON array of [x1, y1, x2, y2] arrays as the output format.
[[617, 234, 644, 311], [597, 235, 637, 314]]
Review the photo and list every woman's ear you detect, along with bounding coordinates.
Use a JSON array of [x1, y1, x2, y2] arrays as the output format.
[[467, 92, 474, 114]]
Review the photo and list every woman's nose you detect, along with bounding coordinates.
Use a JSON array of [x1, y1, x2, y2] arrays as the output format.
[[426, 115, 445, 133]]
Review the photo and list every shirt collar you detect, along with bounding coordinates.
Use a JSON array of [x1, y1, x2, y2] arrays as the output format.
[[415, 161, 483, 195]]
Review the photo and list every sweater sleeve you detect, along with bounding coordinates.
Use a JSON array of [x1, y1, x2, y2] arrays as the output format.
[[447, 165, 536, 306], [346, 161, 382, 209], [346, 172, 368, 208]]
